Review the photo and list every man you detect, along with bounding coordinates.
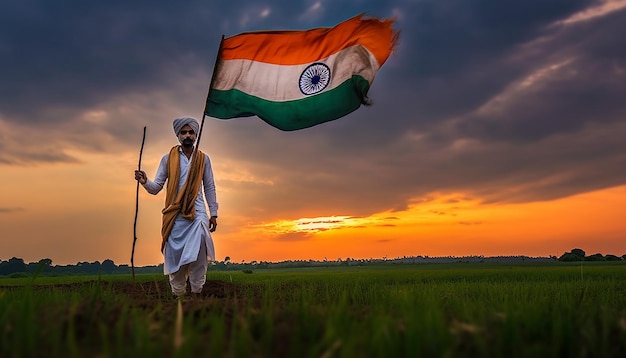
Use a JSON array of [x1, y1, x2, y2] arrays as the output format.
[[134, 117, 218, 298]]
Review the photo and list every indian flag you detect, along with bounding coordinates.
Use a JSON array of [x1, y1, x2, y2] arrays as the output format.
[[205, 14, 398, 131]]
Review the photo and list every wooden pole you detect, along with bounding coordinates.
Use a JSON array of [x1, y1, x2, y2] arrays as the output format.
[[131, 126, 147, 283], [195, 34, 224, 153]]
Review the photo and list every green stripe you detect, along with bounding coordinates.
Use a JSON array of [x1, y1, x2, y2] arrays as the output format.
[[205, 76, 371, 131]]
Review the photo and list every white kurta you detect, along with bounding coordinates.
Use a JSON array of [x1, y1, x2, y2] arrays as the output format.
[[142, 147, 218, 275]]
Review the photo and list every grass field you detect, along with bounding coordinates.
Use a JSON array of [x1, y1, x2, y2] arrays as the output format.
[[1, 262, 625, 357]]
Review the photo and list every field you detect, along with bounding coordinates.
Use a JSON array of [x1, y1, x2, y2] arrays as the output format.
[[1, 262, 625, 357]]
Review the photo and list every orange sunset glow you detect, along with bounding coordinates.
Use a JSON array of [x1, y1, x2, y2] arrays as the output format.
[[218, 187, 626, 263]]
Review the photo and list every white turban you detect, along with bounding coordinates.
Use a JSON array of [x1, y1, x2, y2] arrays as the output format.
[[172, 117, 199, 136]]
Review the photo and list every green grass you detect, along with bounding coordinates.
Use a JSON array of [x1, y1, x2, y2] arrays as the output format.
[[1, 262, 625, 357]]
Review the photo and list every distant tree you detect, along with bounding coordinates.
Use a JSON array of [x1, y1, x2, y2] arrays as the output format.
[[585, 253, 605, 261], [558, 253, 583, 262], [38, 258, 52, 267], [570, 248, 586, 259], [605, 254, 621, 261], [224, 256, 230, 263], [77, 261, 101, 273], [25, 258, 53, 274], [101, 259, 116, 272], [0, 257, 26, 275]]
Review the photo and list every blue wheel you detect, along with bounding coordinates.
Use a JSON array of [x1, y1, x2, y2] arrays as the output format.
[[299, 63, 331, 95]]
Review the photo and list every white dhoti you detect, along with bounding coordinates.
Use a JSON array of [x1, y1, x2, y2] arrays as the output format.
[[161, 164, 217, 295], [166, 216, 214, 295], [164, 213, 215, 275]]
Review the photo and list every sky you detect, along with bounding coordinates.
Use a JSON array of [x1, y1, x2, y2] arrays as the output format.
[[1, 0, 625, 266]]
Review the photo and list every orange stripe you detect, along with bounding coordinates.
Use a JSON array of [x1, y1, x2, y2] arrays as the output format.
[[220, 14, 398, 66]]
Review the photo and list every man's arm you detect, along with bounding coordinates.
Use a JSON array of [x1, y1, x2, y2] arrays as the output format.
[[203, 153, 219, 232], [135, 154, 168, 195]]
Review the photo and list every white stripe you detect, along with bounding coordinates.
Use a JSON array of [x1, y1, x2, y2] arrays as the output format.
[[213, 45, 380, 102]]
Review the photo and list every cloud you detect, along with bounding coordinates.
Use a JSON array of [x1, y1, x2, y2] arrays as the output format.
[[0, 207, 25, 214], [554, 0, 626, 25], [297, 1, 324, 23], [458, 221, 483, 226], [272, 232, 315, 242], [238, 5, 272, 28], [0, 2, 215, 121]]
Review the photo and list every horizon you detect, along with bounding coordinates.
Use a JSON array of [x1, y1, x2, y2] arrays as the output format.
[[2, 247, 622, 267]]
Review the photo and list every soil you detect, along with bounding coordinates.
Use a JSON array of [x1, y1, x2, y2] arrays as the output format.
[[1, 279, 251, 310]]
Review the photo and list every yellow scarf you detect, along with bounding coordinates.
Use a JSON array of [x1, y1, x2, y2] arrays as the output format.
[[161, 145, 206, 252]]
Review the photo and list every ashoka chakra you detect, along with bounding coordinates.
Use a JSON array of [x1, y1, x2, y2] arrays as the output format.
[[299, 63, 331, 95]]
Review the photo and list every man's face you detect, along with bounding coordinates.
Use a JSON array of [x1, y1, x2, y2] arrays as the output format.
[[178, 124, 196, 147]]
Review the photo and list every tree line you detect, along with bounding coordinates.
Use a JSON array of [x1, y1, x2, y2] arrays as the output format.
[[557, 248, 625, 262], [1, 249, 623, 277], [0, 257, 163, 277]]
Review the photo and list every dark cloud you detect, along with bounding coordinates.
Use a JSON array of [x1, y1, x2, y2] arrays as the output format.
[[458, 221, 483, 226], [455, 15, 626, 142], [0, 151, 79, 165], [0, 0, 218, 122], [272, 232, 314, 242]]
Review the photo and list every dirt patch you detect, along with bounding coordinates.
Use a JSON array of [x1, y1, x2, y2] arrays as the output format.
[[107, 279, 241, 300], [0, 279, 249, 307]]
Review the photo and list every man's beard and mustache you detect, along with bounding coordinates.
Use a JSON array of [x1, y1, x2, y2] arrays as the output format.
[[182, 138, 195, 148]]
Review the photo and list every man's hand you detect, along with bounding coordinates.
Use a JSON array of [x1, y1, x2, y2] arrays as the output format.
[[209, 216, 218, 232], [134, 170, 147, 184]]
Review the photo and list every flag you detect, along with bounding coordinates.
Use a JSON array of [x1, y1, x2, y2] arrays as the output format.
[[204, 14, 398, 131]]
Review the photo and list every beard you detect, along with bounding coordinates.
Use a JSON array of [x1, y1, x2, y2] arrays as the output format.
[[182, 138, 195, 148]]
